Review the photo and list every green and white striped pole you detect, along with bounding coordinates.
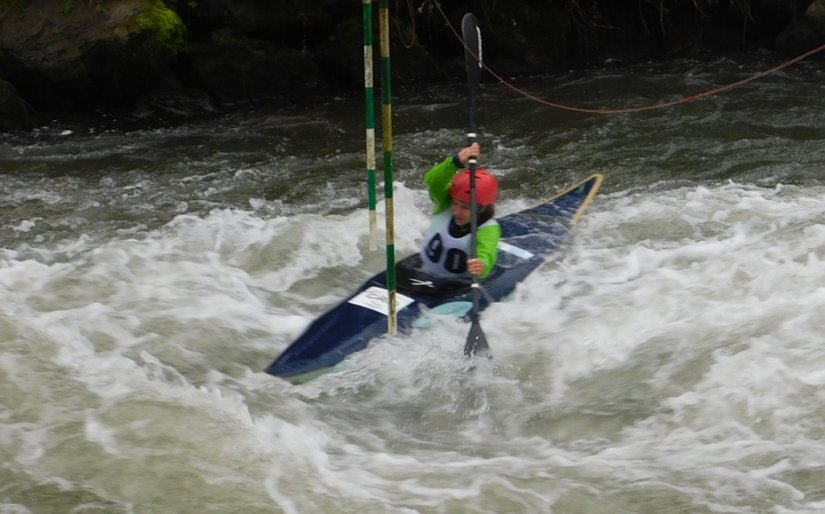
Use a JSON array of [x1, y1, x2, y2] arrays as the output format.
[[363, 0, 378, 251], [379, 0, 397, 335]]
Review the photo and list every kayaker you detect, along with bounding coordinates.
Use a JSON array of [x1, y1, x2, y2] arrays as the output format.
[[420, 142, 500, 279]]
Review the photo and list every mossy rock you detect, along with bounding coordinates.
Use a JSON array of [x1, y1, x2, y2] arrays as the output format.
[[0, 0, 187, 110], [134, 0, 188, 64]]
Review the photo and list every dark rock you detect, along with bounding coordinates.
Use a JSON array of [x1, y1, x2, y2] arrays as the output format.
[[177, 36, 321, 104], [131, 74, 218, 121], [0, 78, 36, 131], [775, 0, 825, 55]]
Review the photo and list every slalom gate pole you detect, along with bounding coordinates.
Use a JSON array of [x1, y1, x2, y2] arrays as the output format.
[[379, 0, 397, 335], [363, 0, 378, 251]]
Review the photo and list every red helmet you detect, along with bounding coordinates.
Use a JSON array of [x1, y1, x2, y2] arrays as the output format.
[[449, 169, 498, 206]]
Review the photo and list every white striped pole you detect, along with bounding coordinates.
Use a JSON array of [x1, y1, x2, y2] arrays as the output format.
[[363, 0, 378, 251]]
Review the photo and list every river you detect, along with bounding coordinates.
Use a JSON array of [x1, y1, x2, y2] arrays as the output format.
[[2, 54, 825, 513]]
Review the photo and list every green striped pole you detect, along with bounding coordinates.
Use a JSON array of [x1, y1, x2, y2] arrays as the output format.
[[363, 0, 378, 251], [379, 0, 397, 335]]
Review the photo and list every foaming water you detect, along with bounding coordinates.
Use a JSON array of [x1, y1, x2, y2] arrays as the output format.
[[5, 183, 825, 513], [3, 56, 825, 513], [270, 182, 825, 513]]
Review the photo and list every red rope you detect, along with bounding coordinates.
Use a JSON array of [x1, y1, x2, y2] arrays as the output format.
[[434, 1, 825, 114]]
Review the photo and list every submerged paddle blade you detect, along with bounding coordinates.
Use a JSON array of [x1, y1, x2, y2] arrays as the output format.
[[463, 320, 491, 357]]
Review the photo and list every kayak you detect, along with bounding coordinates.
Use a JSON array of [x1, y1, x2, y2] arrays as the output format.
[[266, 173, 604, 384]]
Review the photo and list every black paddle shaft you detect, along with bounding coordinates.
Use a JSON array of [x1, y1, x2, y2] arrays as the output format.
[[462, 12, 481, 259], [460, 12, 490, 358]]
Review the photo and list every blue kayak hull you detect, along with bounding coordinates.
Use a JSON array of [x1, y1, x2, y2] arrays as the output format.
[[266, 173, 604, 383]]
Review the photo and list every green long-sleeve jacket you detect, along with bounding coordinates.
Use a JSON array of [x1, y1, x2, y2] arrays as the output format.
[[422, 156, 500, 278]]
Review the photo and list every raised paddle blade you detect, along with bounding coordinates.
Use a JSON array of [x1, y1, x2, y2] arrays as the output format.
[[461, 13, 481, 138], [464, 319, 490, 357]]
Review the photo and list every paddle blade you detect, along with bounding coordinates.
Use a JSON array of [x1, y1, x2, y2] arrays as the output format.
[[463, 319, 491, 357], [461, 13, 481, 136], [461, 13, 482, 89]]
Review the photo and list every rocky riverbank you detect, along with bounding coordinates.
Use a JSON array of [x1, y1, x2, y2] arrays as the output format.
[[2, 0, 824, 133]]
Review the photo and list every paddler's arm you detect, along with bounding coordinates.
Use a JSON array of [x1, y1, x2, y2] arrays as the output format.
[[474, 222, 501, 278], [423, 143, 480, 213]]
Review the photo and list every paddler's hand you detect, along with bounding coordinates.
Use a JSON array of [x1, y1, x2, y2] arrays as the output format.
[[456, 142, 480, 167], [467, 258, 485, 277]]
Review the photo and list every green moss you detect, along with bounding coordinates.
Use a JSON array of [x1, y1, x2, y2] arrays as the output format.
[[135, 0, 186, 55]]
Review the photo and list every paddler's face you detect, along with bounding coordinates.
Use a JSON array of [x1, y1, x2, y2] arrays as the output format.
[[450, 198, 472, 226]]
